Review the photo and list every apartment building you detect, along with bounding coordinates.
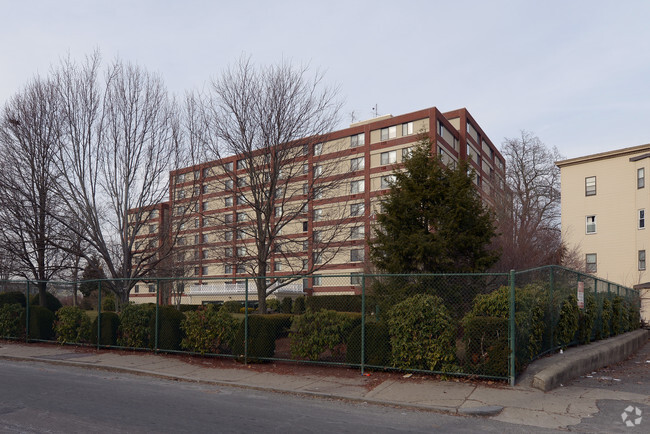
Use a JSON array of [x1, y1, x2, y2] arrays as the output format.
[[556, 144, 650, 321], [131, 106, 506, 304]]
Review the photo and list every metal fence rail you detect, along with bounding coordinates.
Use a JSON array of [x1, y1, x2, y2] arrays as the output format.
[[0, 266, 641, 385]]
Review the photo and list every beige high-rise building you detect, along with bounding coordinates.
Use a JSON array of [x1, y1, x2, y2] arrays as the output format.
[[131, 106, 506, 304], [556, 144, 650, 322]]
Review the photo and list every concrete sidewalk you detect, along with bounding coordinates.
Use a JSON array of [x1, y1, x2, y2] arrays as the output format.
[[1, 330, 648, 431]]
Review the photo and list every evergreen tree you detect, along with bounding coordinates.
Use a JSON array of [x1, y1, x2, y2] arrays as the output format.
[[369, 138, 499, 274], [78, 258, 107, 297]]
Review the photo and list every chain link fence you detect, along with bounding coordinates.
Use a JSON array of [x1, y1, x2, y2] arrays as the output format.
[[0, 266, 642, 384]]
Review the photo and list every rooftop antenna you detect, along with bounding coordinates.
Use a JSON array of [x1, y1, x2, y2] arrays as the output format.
[[371, 104, 378, 118], [350, 110, 357, 124]]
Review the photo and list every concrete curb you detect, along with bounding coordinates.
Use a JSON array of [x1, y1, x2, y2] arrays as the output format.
[[531, 329, 649, 392]]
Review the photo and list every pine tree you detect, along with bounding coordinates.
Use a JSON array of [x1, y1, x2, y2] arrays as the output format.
[[369, 138, 499, 274]]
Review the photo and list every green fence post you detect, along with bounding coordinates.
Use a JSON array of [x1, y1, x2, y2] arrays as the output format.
[[509, 269, 516, 386], [549, 267, 554, 352], [244, 278, 249, 365], [155, 279, 159, 353], [97, 281, 102, 349], [25, 281, 30, 343], [361, 274, 366, 376]]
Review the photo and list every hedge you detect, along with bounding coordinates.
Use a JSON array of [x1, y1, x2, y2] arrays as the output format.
[[92, 312, 121, 346], [345, 322, 391, 367]]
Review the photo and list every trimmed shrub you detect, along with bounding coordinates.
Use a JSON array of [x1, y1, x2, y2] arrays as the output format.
[[54, 306, 92, 344], [149, 305, 184, 351], [262, 314, 293, 338], [0, 303, 24, 338], [345, 322, 391, 367], [222, 301, 242, 313], [178, 304, 201, 313], [232, 315, 276, 360], [555, 295, 579, 348], [293, 296, 306, 314], [280, 297, 293, 314], [628, 301, 641, 330], [387, 294, 456, 372], [27, 305, 55, 340], [30, 292, 63, 313], [290, 310, 353, 360], [117, 304, 155, 348], [181, 306, 239, 355], [611, 296, 629, 335], [305, 295, 363, 313], [0, 291, 27, 308], [462, 316, 509, 377], [92, 312, 121, 346], [266, 299, 280, 312], [599, 298, 612, 339], [102, 297, 116, 312], [577, 294, 597, 344]]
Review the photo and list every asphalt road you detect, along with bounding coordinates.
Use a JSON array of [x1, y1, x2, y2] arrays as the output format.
[[0, 360, 559, 434], [567, 339, 650, 433]]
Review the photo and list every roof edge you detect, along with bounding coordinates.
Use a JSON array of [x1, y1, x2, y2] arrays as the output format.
[[556, 143, 650, 167]]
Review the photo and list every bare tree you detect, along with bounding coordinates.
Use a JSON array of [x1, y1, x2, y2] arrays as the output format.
[[493, 131, 564, 270], [194, 57, 347, 313], [0, 77, 74, 305], [54, 55, 194, 303]]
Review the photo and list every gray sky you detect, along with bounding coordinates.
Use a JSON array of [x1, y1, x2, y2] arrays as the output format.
[[2, 0, 650, 159]]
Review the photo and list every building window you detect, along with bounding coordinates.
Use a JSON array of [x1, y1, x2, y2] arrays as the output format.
[[274, 187, 284, 199], [237, 176, 247, 188], [202, 167, 210, 178], [639, 250, 646, 270], [225, 264, 233, 274], [313, 231, 321, 243], [402, 122, 413, 136], [225, 213, 234, 223], [302, 163, 309, 174], [274, 262, 282, 272], [350, 202, 365, 217], [236, 159, 247, 170], [350, 180, 365, 194], [302, 144, 309, 156], [149, 224, 156, 234], [237, 211, 247, 222], [224, 161, 233, 171], [402, 147, 412, 160], [193, 234, 199, 245], [381, 175, 395, 189], [314, 143, 323, 156], [224, 231, 233, 241], [313, 187, 323, 199], [202, 266, 209, 275], [313, 276, 322, 286], [202, 234, 209, 243], [236, 229, 245, 240], [237, 195, 246, 205], [380, 150, 397, 165], [134, 285, 139, 294], [302, 240, 308, 251], [275, 206, 283, 218], [313, 208, 323, 221], [202, 185, 209, 195], [350, 273, 362, 285], [202, 201, 208, 211], [350, 226, 365, 239], [640, 209, 645, 229], [148, 284, 155, 293], [380, 126, 397, 141], [302, 221, 308, 232], [350, 133, 365, 148], [350, 248, 364, 262], [313, 252, 322, 264], [585, 176, 596, 196], [586, 215, 596, 234], [638, 168, 645, 189], [236, 246, 245, 257], [225, 247, 233, 257], [177, 237, 186, 246], [585, 253, 597, 273], [175, 173, 185, 184], [302, 183, 309, 195], [350, 157, 365, 171], [194, 218, 200, 228], [224, 196, 233, 207], [314, 164, 323, 177], [439, 122, 446, 137]]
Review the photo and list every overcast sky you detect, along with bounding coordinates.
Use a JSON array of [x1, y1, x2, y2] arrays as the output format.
[[2, 0, 650, 159]]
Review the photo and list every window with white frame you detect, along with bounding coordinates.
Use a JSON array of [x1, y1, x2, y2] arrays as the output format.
[[225, 247, 233, 257], [585, 253, 597, 273], [350, 180, 364, 194], [350, 226, 365, 239], [381, 175, 395, 189], [380, 126, 397, 141], [236, 246, 245, 257], [402, 147, 412, 160], [201, 266, 209, 275], [585, 176, 596, 196], [225, 264, 233, 274], [402, 122, 413, 136], [273, 262, 282, 272], [225, 213, 233, 223], [302, 163, 309, 174], [380, 150, 397, 165], [350, 202, 365, 217], [586, 215, 596, 234], [350, 156, 365, 171], [638, 168, 645, 189], [313, 208, 323, 221], [314, 143, 323, 156], [313, 275, 322, 286], [237, 195, 246, 205], [350, 133, 365, 148], [224, 231, 233, 241], [201, 234, 208, 243], [639, 250, 646, 270], [302, 183, 309, 195], [236, 229, 245, 239], [302, 240, 308, 251], [275, 206, 283, 218], [194, 218, 199, 228], [314, 164, 323, 177], [202, 201, 208, 211], [236, 211, 247, 222], [350, 248, 364, 262], [640, 209, 645, 229], [236, 159, 247, 170]]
